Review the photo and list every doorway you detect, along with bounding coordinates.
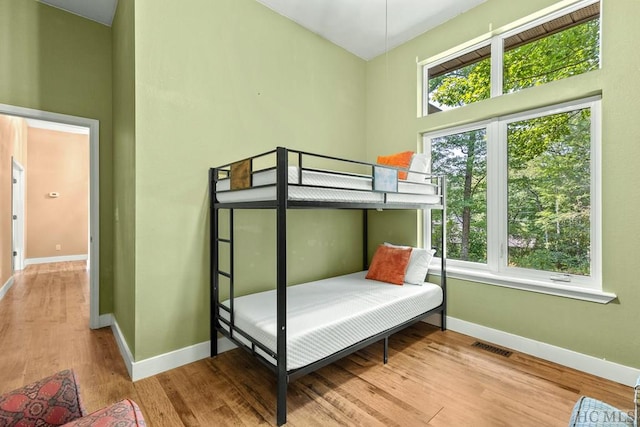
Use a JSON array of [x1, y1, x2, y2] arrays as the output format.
[[1, 103, 101, 329]]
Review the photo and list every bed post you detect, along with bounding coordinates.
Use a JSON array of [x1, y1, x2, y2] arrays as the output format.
[[209, 168, 219, 357], [440, 176, 447, 331], [276, 147, 288, 426], [383, 336, 389, 364]]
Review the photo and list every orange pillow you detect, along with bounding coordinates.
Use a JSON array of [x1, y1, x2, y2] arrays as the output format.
[[365, 244, 412, 285], [377, 151, 414, 180]]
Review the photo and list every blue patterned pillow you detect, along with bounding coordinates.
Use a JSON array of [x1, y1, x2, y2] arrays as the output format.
[[569, 396, 634, 427]]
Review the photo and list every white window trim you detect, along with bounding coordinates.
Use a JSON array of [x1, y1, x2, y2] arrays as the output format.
[[490, 37, 503, 98], [423, 96, 614, 303], [418, 0, 601, 116], [498, 98, 602, 289], [428, 264, 616, 304]]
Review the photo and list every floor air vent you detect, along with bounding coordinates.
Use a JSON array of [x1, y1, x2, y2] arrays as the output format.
[[471, 341, 513, 358]]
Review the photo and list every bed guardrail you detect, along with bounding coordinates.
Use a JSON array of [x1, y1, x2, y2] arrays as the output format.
[[210, 147, 444, 210]]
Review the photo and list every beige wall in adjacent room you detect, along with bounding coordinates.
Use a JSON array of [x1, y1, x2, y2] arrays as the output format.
[[0, 115, 27, 286], [26, 128, 89, 259]]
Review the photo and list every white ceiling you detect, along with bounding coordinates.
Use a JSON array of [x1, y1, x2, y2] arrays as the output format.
[[256, 0, 487, 60], [37, 0, 486, 60], [38, 0, 118, 26]]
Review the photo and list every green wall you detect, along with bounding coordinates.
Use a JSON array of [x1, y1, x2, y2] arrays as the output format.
[[366, 0, 640, 369], [130, 0, 367, 360], [0, 0, 114, 313], [4, 0, 636, 373], [112, 0, 137, 355]]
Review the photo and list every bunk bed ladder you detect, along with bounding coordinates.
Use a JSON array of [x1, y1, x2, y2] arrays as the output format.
[[210, 168, 236, 357]]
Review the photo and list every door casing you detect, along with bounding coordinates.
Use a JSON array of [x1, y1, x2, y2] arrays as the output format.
[[11, 158, 25, 272], [1, 103, 101, 329]]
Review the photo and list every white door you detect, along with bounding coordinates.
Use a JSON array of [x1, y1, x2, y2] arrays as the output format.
[[12, 159, 25, 271]]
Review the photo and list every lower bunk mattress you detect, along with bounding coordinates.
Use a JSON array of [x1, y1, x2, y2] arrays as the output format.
[[219, 271, 443, 371]]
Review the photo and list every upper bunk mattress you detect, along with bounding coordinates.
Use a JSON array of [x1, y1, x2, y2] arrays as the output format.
[[215, 166, 440, 205], [219, 271, 443, 371]]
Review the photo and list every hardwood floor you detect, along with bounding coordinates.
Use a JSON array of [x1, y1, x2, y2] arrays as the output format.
[[0, 262, 633, 426]]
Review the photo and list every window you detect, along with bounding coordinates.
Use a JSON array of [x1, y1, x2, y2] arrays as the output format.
[[425, 98, 601, 290], [425, 44, 491, 113], [506, 108, 592, 276], [430, 127, 487, 263], [421, 0, 600, 116], [502, 2, 600, 93]]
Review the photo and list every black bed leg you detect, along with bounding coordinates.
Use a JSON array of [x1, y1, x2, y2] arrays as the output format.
[[277, 375, 287, 426], [383, 336, 389, 364], [441, 310, 447, 331]]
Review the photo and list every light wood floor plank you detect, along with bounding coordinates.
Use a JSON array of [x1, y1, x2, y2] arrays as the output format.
[[0, 262, 633, 426], [134, 376, 185, 426]]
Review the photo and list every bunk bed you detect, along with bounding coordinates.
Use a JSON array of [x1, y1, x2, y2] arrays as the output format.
[[209, 147, 447, 426]]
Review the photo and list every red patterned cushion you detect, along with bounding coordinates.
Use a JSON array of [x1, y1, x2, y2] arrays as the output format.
[[0, 370, 85, 426], [62, 399, 145, 427]]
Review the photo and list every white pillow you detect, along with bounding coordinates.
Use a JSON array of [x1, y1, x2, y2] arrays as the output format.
[[383, 242, 436, 285], [406, 153, 431, 183]]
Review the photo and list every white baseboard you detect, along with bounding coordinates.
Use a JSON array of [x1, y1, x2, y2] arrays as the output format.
[[447, 317, 640, 387], [25, 254, 88, 266], [111, 317, 135, 380], [130, 338, 236, 381], [108, 314, 638, 387], [0, 276, 15, 301], [109, 317, 236, 381], [97, 313, 113, 329]]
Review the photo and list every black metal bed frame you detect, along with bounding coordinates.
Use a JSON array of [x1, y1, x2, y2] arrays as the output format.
[[209, 147, 447, 426]]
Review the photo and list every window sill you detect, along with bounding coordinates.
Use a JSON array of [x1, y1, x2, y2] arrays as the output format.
[[431, 265, 617, 304]]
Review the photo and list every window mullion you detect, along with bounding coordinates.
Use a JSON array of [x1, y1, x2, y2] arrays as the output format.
[[491, 37, 503, 98], [486, 120, 506, 273]]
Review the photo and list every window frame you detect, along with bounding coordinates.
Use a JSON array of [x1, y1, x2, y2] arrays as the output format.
[[422, 41, 492, 115], [423, 97, 608, 301], [423, 120, 491, 267], [419, 0, 601, 117]]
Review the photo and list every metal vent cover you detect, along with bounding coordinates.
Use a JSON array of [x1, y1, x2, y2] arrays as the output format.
[[471, 341, 513, 358]]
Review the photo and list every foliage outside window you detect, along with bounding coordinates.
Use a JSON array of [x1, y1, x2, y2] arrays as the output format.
[[427, 46, 491, 113], [423, 1, 600, 116], [503, 17, 600, 93], [430, 129, 487, 263], [425, 99, 599, 286], [506, 108, 592, 276]]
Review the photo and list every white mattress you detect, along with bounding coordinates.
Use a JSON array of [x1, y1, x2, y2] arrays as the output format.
[[220, 271, 443, 370], [215, 167, 440, 205]]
